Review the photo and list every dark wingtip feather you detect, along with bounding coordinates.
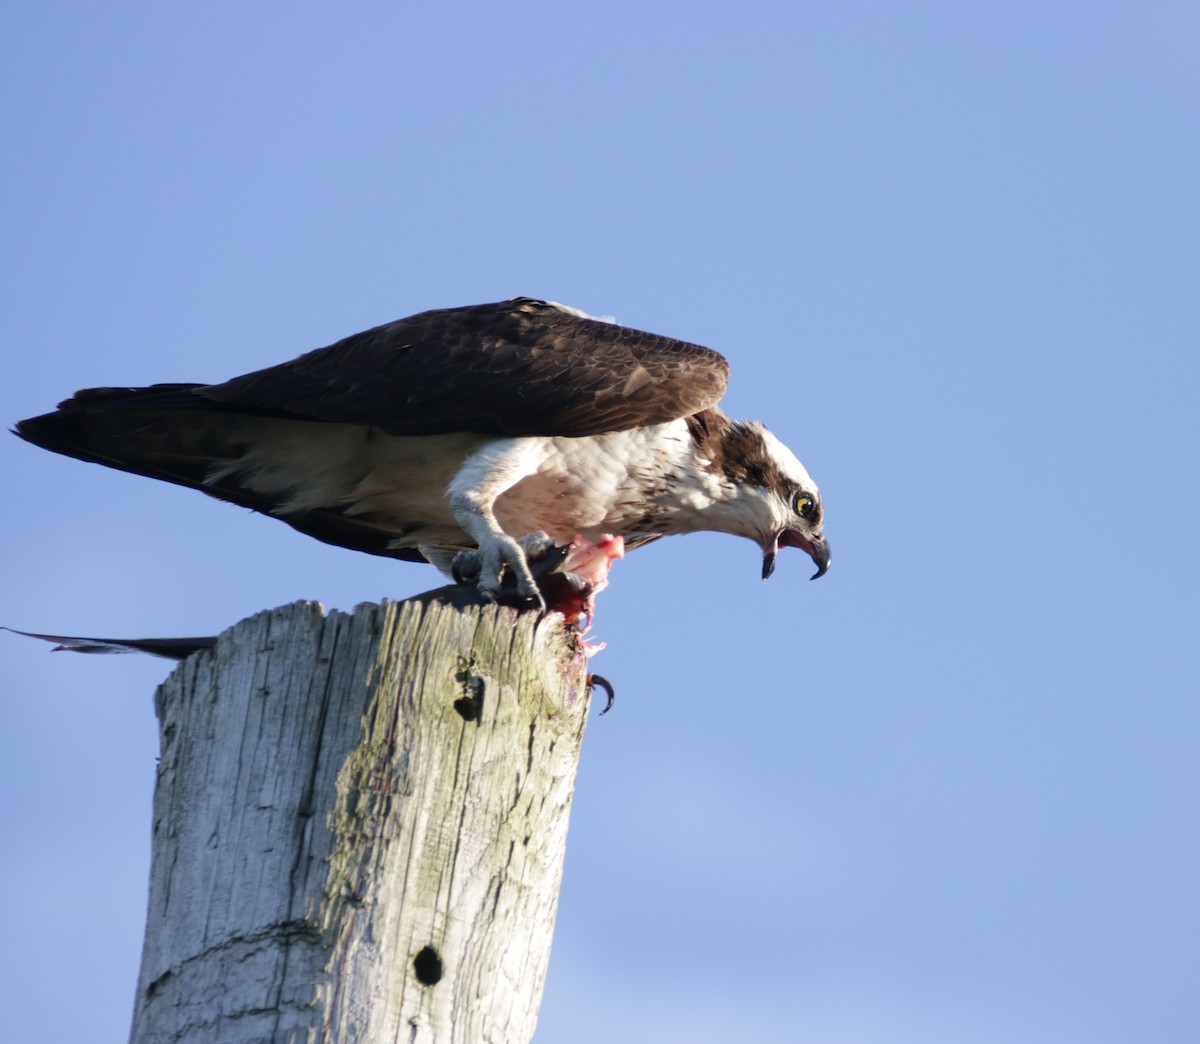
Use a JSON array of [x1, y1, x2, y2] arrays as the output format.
[[3, 627, 218, 660], [13, 410, 88, 459]]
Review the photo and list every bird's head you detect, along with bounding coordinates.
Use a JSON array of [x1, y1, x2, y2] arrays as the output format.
[[746, 426, 830, 582]]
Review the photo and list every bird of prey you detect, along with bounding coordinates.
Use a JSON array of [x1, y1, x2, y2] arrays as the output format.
[[15, 297, 830, 606]]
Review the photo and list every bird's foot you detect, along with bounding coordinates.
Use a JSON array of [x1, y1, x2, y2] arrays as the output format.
[[452, 531, 555, 610], [447, 533, 622, 625]]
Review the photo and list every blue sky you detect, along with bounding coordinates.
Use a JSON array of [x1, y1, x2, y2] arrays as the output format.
[[2, 3, 1197, 1041]]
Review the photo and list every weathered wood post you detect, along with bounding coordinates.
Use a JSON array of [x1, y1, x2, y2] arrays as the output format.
[[129, 596, 593, 1044]]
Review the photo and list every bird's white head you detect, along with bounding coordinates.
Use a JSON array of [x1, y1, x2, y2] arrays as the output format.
[[739, 424, 830, 581]]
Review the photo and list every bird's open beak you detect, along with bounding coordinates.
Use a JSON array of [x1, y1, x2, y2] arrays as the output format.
[[762, 531, 831, 581]]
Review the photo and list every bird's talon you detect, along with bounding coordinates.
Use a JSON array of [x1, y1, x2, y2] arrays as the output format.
[[452, 552, 482, 586], [520, 531, 558, 562], [588, 674, 616, 715]]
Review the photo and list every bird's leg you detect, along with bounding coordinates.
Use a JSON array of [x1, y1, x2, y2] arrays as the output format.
[[447, 440, 547, 607]]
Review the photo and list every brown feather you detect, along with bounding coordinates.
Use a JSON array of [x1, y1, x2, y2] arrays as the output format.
[[200, 298, 729, 437]]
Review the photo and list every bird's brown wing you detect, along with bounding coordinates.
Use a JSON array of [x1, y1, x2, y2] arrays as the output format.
[[198, 297, 730, 437]]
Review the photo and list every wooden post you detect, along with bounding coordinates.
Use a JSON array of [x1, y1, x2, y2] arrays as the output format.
[[129, 597, 593, 1044]]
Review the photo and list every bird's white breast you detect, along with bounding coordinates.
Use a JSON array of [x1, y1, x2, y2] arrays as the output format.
[[491, 421, 734, 541]]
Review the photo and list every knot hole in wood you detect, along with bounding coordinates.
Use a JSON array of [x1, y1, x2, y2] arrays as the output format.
[[413, 945, 444, 986]]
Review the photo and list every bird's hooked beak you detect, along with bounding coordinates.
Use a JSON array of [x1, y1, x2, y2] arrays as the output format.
[[762, 530, 831, 581]]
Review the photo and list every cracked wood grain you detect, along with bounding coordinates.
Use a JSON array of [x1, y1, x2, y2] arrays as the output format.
[[130, 598, 592, 1044]]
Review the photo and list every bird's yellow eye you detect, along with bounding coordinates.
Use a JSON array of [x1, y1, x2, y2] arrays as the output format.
[[793, 493, 815, 519]]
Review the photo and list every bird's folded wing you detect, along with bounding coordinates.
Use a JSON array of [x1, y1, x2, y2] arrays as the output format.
[[199, 297, 730, 437]]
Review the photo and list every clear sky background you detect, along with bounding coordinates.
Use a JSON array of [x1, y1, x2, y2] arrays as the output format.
[[2, 4, 1197, 1042]]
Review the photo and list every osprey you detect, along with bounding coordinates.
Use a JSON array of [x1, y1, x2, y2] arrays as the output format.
[[15, 298, 830, 605]]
